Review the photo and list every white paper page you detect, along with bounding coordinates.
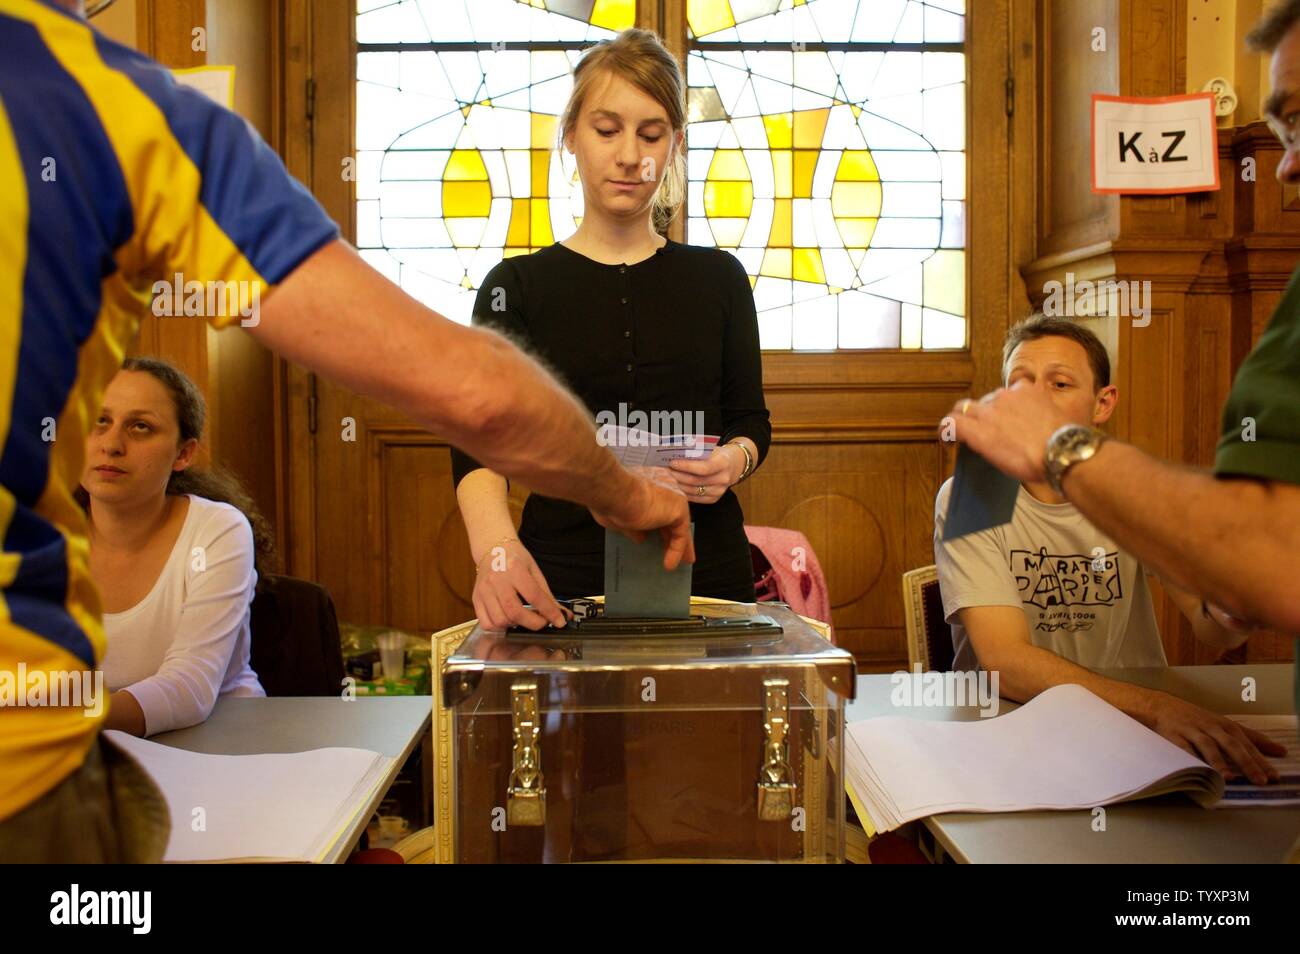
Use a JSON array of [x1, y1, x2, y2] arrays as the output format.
[[846, 684, 1217, 821], [104, 731, 391, 862]]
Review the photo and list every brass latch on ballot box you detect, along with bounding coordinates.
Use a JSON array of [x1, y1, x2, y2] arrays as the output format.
[[507, 681, 546, 827], [757, 677, 797, 821]]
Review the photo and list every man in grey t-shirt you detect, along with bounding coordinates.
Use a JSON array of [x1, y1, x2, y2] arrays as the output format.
[[935, 478, 1166, 672], [933, 316, 1283, 785]]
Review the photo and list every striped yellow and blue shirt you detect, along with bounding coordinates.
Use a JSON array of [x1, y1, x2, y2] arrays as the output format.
[[0, 0, 337, 820]]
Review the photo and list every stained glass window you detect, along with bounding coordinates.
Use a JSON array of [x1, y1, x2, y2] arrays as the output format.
[[354, 0, 965, 351], [687, 0, 966, 349], [355, 0, 636, 321]]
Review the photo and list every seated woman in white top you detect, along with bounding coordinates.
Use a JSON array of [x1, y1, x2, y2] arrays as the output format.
[[80, 357, 267, 737]]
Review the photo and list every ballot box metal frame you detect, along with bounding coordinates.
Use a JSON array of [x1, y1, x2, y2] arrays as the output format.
[[431, 597, 855, 863]]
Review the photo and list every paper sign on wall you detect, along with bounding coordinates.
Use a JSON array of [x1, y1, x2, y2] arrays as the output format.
[[1091, 93, 1219, 194], [171, 65, 235, 109]]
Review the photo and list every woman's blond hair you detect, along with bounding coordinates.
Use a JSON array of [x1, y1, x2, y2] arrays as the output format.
[[559, 28, 687, 231]]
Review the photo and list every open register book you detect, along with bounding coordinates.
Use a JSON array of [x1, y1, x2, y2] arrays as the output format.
[[843, 684, 1243, 834], [105, 731, 393, 863]]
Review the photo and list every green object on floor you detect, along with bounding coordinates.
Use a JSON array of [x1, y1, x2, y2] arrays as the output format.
[[353, 661, 431, 696]]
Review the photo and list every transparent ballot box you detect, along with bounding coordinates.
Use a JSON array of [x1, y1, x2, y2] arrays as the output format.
[[432, 599, 856, 863]]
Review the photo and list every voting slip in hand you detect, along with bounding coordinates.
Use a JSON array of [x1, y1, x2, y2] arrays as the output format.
[[597, 423, 719, 468], [942, 444, 1021, 541]]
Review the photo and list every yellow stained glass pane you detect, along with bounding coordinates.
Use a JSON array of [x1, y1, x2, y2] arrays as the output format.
[[444, 148, 488, 180], [506, 197, 530, 245], [704, 180, 754, 218], [831, 181, 882, 217], [760, 247, 792, 279], [793, 108, 829, 149], [763, 112, 793, 149], [837, 150, 880, 182], [770, 197, 792, 245], [772, 150, 793, 198], [687, 0, 736, 38], [923, 249, 965, 316], [793, 150, 818, 197], [531, 113, 558, 150], [792, 247, 826, 285], [443, 180, 492, 216], [531, 149, 550, 193], [708, 149, 750, 181], [530, 197, 554, 246], [590, 0, 636, 30], [836, 218, 877, 248]]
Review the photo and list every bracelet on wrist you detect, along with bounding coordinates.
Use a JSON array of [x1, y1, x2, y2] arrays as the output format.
[[728, 440, 754, 484]]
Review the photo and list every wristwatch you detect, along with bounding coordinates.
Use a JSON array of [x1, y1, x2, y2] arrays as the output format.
[[1044, 424, 1106, 495]]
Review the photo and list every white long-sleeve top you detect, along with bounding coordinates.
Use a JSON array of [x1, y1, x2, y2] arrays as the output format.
[[100, 494, 265, 735]]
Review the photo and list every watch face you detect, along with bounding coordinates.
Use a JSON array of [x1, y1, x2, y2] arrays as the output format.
[[1058, 425, 1094, 452], [1062, 427, 1092, 454], [1047, 425, 1100, 489]]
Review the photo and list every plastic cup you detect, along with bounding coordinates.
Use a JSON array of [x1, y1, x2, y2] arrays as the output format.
[[376, 631, 407, 682]]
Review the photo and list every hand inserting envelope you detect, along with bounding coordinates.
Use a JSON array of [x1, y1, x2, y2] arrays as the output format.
[[596, 425, 710, 618]]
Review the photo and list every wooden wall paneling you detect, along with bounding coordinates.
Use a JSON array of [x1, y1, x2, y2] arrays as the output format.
[[279, 0, 317, 580], [305, 0, 401, 625], [1036, 0, 1119, 259], [267, 0, 298, 572], [372, 433, 455, 629], [375, 432, 530, 629], [1006, 0, 1042, 381], [202, 0, 283, 562], [657, 0, 686, 245], [969, 0, 1017, 396], [1117, 0, 1188, 237]]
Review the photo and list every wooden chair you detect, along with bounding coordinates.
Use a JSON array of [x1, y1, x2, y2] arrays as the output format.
[[902, 565, 954, 673]]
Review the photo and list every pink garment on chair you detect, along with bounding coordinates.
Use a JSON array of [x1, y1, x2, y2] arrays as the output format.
[[744, 526, 833, 642]]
